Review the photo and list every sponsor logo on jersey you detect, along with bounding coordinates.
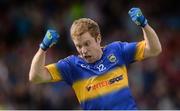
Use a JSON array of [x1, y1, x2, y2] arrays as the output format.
[[86, 75, 123, 92]]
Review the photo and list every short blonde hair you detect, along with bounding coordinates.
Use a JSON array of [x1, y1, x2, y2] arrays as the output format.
[[70, 18, 101, 39]]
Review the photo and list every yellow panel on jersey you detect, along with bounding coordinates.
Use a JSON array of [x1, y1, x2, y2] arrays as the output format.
[[45, 64, 62, 82], [72, 66, 129, 103], [135, 40, 146, 61]]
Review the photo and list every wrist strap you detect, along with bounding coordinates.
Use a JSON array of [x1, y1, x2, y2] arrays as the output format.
[[40, 42, 49, 51]]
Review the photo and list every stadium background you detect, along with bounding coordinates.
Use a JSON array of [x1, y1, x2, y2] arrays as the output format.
[[0, 0, 179, 109]]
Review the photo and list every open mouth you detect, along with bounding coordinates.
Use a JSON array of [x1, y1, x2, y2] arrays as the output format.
[[84, 55, 92, 60]]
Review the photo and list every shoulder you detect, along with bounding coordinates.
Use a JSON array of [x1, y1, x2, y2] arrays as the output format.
[[57, 55, 80, 66], [107, 41, 126, 47], [105, 41, 124, 50], [106, 41, 137, 49], [63, 55, 76, 62]]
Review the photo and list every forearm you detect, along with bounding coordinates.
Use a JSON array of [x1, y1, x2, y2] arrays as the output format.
[[142, 24, 162, 58], [29, 48, 51, 83]]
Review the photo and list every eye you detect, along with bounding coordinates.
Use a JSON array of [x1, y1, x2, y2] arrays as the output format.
[[85, 41, 90, 47]]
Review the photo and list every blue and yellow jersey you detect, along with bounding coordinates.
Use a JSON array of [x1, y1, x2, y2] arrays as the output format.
[[45, 41, 146, 110]]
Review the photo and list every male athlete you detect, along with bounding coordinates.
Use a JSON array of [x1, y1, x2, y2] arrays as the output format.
[[29, 8, 162, 109]]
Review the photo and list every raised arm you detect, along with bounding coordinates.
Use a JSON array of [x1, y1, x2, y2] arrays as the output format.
[[142, 24, 162, 58], [29, 48, 51, 83], [128, 7, 162, 59], [29, 29, 59, 83]]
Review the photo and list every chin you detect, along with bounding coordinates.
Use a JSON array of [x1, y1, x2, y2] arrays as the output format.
[[86, 59, 95, 63]]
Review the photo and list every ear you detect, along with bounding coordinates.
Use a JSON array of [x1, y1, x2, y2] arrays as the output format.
[[96, 34, 101, 44]]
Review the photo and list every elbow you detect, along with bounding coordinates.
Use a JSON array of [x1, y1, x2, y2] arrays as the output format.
[[155, 44, 162, 56], [29, 74, 37, 83], [29, 73, 32, 82], [157, 46, 162, 55], [151, 46, 162, 57], [29, 76, 40, 84], [29, 75, 35, 83]]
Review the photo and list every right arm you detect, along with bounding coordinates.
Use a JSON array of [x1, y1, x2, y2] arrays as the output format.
[[29, 48, 51, 83], [29, 29, 59, 83]]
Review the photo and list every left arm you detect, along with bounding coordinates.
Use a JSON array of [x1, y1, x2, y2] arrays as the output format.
[[142, 24, 162, 58], [128, 7, 162, 59]]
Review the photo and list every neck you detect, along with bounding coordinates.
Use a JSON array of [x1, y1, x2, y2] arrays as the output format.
[[97, 47, 103, 60]]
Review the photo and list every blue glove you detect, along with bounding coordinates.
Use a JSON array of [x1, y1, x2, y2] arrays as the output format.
[[128, 8, 148, 27], [40, 29, 59, 51]]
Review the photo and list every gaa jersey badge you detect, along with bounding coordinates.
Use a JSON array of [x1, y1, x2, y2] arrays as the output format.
[[108, 54, 116, 63]]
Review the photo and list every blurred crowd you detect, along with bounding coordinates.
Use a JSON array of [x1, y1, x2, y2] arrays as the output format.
[[0, 0, 179, 110]]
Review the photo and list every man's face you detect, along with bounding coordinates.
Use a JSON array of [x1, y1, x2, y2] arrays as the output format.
[[73, 32, 102, 63]]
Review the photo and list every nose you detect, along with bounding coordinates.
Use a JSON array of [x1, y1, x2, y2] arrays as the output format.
[[82, 47, 87, 54]]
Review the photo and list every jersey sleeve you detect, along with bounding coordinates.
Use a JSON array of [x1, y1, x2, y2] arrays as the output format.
[[116, 40, 146, 64], [45, 59, 73, 84], [45, 63, 63, 82], [134, 40, 146, 61]]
